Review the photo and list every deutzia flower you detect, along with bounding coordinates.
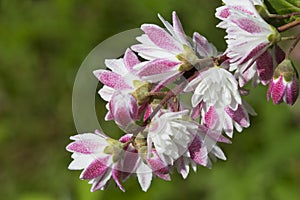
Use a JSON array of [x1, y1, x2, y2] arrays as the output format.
[[66, 131, 131, 192], [93, 48, 141, 102], [132, 12, 199, 82], [146, 110, 196, 165], [267, 59, 299, 105], [93, 48, 152, 131], [66, 131, 172, 192], [176, 125, 231, 179], [216, 0, 285, 87], [133, 148, 171, 191], [185, 66, 252, 137]]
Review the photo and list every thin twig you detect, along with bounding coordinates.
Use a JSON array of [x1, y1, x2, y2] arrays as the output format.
[[287, 32, 300, 57], [278, 20, 300, 32], [268, 12, 300, 19]]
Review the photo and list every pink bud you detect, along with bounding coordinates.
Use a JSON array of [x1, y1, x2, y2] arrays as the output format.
[[267, 59, 299, 105], [109, 91, 139, 133]]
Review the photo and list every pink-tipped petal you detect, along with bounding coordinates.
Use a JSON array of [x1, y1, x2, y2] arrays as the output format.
[[172, 11, 188, 44], [148, 150, 170, 181], [231, 17, 262, 33], [271, 76, 285, 104], [90, 170, 112, 192], [286, 80, 299, 105], [225, 105, 250, 128], [176, 157, 189, 179], [216, 7, 230, 19], [239, 43, 268, 65], [188, 135, 208, 166], [80, 157, 110, 180], [204, 106, 219, 129], [110, 92, 138, 131], [104, 110, 113, 121], [112, 167, 125, 192], [256, 51, 274, 85], [93, 70, 132, 90], [138, 59, 180, 77], [119, 134, 133, 144], [193, 32, 217, 57], [199, 125, 232, 144], [67, 141, 96, 154], [141, 24, 182, 52], [124, 48, 140, 72]]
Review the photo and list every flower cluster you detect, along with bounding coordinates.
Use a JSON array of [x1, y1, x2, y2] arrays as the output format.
[[67, 0, 300, 192]]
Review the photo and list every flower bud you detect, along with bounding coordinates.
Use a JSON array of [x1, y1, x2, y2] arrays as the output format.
[[109, 91, 139, 133], [267, 59, 299, 105]]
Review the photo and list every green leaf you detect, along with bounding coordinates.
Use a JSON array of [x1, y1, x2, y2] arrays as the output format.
[[265, 0, 300, 14], [286, 0, 300, 7]]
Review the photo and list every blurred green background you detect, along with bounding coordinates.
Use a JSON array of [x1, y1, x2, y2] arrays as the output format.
[[1, 0, 300, 199]]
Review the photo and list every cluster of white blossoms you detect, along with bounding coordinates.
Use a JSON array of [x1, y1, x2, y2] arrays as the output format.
[[67, 0, 300, 192]]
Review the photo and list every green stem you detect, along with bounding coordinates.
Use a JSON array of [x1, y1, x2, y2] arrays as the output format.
[[147, 92, 168, 98], [281, 36, 296, 41]]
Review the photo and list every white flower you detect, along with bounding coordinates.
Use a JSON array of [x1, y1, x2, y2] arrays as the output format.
[[216, 0, 284, 87], [185, 66, 252, 137], [132, 12, 199, 82], [66, 131, 128, 192], [93, 48, 141, 103], [147, 110, 196, 164]]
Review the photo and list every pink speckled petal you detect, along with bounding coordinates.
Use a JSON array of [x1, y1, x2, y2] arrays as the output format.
[[271, 76, 286, 104], [93, 70, 132, 90], [286, 79, 299, 105], [110, 93, 138, 130], [124, 48, 140, 72], [231, 17, 262, 33], [188, 135, 208, 166], [256, 50, 274, 85], [141, 24, 182, 52], [67, 133, 108, 154], [148, 150, 170, 181], [67, 141, 96, 154], [138, 59, 180, 77], [80, 157, 110, 180], [216, 6, 230, 19], [225, 105, 250, 128], [204, 106, 219, 129]]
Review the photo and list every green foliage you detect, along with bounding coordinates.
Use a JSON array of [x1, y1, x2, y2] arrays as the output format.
[[265, 0, 300, 14], [0, 0, 300, 200]]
